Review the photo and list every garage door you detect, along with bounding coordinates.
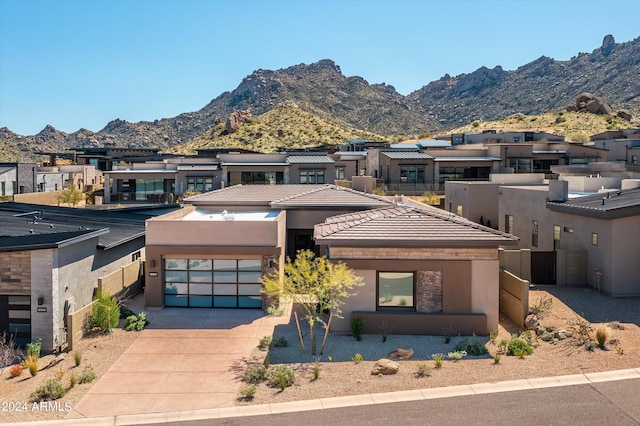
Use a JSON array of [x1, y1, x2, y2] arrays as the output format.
[[163, 258, 263, 308], [0, 295, 31, 346]]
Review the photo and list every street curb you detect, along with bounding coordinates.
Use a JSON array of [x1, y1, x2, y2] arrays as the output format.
[[12, 367, 640, 425]]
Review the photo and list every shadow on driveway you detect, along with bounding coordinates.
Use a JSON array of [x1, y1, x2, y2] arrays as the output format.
[[534, 285, 640, 326]]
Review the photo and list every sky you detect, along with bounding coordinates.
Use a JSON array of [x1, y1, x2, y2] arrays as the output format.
[[1, 0, 638, 136]]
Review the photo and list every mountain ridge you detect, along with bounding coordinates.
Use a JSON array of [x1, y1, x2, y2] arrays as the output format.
[[1, 34, 638, 162]]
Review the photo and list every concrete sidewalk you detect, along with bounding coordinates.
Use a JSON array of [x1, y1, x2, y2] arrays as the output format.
[[17, 368, 640, 425], [65, 307, 290, 420]]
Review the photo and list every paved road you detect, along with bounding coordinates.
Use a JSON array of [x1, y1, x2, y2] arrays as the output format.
[[163, 378, 640, 426]]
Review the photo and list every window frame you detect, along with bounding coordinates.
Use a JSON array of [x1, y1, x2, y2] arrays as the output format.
[[376, 271, 415, 310]]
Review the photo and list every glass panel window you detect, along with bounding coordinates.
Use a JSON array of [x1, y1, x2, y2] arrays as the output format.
[[214, 259, 237, 271], [335, 167, 345, 180], [214, 271, 236, 283], [299, 170, 325, 184], [165, 271, 188, 283], [214, 284, 238, 295], [505, 215, 514, 234], [189, 271, 212, 283], [456, 205, 463, 216], [378, 272, 414, 308], [592, 233, 598, 246], [238, 271, 262, 283], [532, 220, 539, 247], [189, 259, 212, 270], [238, 259, 262, 271], [165, 259, 188, 270], [189, 284, 213, 295]]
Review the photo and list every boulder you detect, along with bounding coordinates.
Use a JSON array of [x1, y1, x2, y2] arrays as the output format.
[[225, 109, 253, 133], [617, 110, 632, 121], [525, 314, 540, 330], [601, 34, 616, 56], [388, 347, 414, 360], [371, 359, 399, 375], [570, 93, 614, 116]]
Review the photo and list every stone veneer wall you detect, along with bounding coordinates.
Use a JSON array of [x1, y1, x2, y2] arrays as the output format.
[[331, 247, 498, 260], [416, 270, 442, 313], [0, 251, 31, 294]]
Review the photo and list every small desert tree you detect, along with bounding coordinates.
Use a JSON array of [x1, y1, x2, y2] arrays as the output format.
[[262, 250, 364, 355], [57, 184, 85, 207]]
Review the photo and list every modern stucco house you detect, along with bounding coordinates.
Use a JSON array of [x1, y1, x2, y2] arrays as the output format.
[[144, 184, 517, 335], [0, 203, 157, 351]]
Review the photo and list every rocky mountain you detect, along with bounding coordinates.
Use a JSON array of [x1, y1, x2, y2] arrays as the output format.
[[1, 35, 638, 162], [409, 35, 640, 126]]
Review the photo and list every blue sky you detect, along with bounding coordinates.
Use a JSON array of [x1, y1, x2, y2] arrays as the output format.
[[1, 0, 638, 135]]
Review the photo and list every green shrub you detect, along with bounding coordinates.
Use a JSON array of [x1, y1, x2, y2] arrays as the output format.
[[238, 384, 257, 399], [416, 362, 432, 377], [88, 291, 120, 332], [494, 354, 501, 364], [243, 365, 268, 384], [266, 365, 295, 389], [74, 351, 82, 367], [447, 350, 467, 361], [313, 360, 320, 380], [266, 304, 284, 316], [489, 329, 499, 342], [455, 336, 488, 356], [69, 372, 77, 388], [125, 312, 148, 331], [507, 338, 533, 356], [352, 353, 363, 363], [32, 379, 66, 401], [351, 316, 365, 341], [431, 353, 444, 368], [78, 365, 97, 384], [258, 335, 272, 350], [271, 336, 288, 347], [26, 338, 41, 360]]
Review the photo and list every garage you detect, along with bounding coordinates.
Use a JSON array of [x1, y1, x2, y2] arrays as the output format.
[[163, 258, 263, 308]]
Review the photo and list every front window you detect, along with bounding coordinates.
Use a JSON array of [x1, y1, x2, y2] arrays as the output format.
[[187, 177, 213, 193], [335, 167, 345, 180], [377, 272, 414, 308], [532, 220, 539, 247], [505, 214, 514, 234], [300, 170, 325, 184]]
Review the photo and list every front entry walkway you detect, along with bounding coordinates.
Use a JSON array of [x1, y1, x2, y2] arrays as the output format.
[[67, 308, 289, 419]]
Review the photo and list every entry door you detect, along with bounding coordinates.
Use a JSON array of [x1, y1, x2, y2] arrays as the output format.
[[531, 251, 556, 285], [0, 295, 31, 346]]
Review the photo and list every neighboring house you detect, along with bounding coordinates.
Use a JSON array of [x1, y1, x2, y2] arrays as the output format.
[[313, 204, 518, 335], [0, 203, 158, 351], [496, 184, 640, 296], [588, 129, 640, 162], [0, 162, 38, 194], [0, 166, 17, 198], [451, 130, 565, 145]]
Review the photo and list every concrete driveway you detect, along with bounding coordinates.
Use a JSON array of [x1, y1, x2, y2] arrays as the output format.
[[67, 307, 289, 419]]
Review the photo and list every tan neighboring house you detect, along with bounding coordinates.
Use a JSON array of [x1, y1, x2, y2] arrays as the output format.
[[144, 184, 517, 335]]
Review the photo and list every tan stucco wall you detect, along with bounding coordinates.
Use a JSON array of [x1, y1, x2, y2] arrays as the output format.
[[471, 260, 499, 331], [611, 216, 640, 296], [331, 269, 376, 333]]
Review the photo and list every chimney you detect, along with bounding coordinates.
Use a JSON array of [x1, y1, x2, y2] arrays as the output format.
[[549, 179, 568, 202]]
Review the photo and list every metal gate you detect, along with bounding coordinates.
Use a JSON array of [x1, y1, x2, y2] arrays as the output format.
[[531, 251, 556, 285]]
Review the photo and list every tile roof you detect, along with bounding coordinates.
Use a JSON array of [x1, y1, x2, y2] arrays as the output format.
[[314, 204, 518, 247], [547, 188, 640, 219], [434, 157, 502, 162], [270, 186, 392, 208], [185, 184, 327, 205], [186, 184, 393, 208], [286, 155, 335, 164], [381, 152, 433, 160], [0, 202, 155, 251]]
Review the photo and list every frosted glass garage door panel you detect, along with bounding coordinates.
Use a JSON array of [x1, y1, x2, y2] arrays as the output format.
[[238, 259, 262, 271], [189, 271, 213, 283], [165, 295, 188, 307], [238, 284, 262, 295], [238, 271, 262, 283], [238, 296, 262, 308], [165, 271, 188, 283], [165, 259, 188, 270], [214, 260, 237, 271], [189, 284, 213, 295], [214, 284, 237, 295], [214, 271, 236, 283], [189, 259, 212, 270], [164, 283, 188, 295]]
